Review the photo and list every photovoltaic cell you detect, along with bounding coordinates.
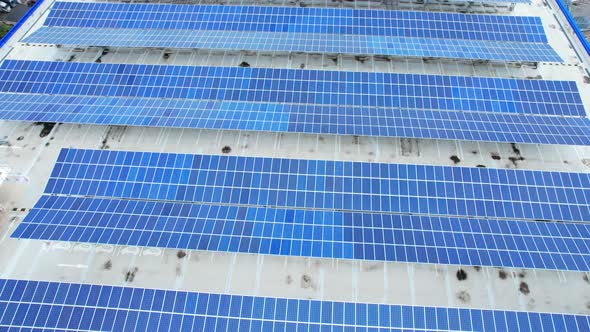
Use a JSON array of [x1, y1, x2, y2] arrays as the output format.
[[15, 195, 590, 271], [0, 279, 587, 331], [0, 60, 587, 146], [23, 3, 561, 62], [46, 149, 590, 223]]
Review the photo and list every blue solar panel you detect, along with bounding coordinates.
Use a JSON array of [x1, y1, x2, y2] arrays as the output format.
[[1, 61, 582, 117], [45, 149, 590, 222], [45, 3, 542, 42], [2, 93, 590, 145], [23, 3, 561, 62], [0, 279, 587, 331], [14, 195, 590, 271], [0, 60, 588, 146]]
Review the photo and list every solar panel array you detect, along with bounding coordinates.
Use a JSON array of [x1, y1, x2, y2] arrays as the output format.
[[1, 279, 588, 331], [4, 0, 590, 327], [1, 60, 582, 116], [42, 149, 590, 222], [16, 195, 590, 271], [13, 148, 590, 271], [0, 60, 588, 145], [23, 3, 561, 62]]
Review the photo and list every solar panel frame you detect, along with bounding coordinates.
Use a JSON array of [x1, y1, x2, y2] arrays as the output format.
[[14, 195, 590, 271], [0, 279, 587, 331]]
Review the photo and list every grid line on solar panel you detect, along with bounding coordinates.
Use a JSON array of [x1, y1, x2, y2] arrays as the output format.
[[0, 60, 582, 117], [14, 195, 590, 271], [25, 28, 562, 63], [0, 279, 587, 331], [45, 149, 590, 223], [1, 93, 589, 145], [23, 4, 561, 62]]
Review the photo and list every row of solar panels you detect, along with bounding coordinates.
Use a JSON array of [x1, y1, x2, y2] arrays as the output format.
[[0, 60, 588, 145], [14, 148, 590, 271], [24, 3, 560, 63], [2, 279, 587, 331]]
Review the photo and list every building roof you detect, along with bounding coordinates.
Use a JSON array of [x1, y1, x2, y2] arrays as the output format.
[[0, 0, 590, 329]]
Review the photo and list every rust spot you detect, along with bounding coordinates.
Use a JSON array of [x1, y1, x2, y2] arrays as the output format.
[[103, 260, 112, 270], [518, 271, 526, 278], [499, 270, 508, 279], [177, 250, 187, 259], [491, 153, 501, 160], [519, 282, 530, 295], [583, 274, 590, 285], [286, 275, 293, 285], [450, 155, 461, 164], [238, 61, 250, 68], [476, 165, 486, 168], [221, 146, 232, 154], [473, 266, 481, 272], [16, 136, 24, 141]]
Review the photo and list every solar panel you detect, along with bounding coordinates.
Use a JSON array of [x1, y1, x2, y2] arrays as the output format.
[[0, 60, 588, 146], [1, 60, 582, 117], [3, 93, 590, 146], [0, 279, 587, 331], [45, 149, 590, 222], [23, 3, 561, 62], [15, 195, 590, 271], [46, 2, 536, 30]]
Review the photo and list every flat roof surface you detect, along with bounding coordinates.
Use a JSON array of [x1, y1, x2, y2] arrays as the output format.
[[1, 0, 590, 323]]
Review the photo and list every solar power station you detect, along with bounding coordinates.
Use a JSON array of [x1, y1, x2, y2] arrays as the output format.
[[0, 0, 590, 329]]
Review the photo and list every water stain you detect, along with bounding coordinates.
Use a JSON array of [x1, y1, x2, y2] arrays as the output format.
[[519, 282, 530, 295], [301, 274, 313, 289], [103, 260, 112, 270], [125, 267, 139, 282], [457, 290, 471, 303], [456, 269, 468, 281], [35, 122, 56, 138]]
